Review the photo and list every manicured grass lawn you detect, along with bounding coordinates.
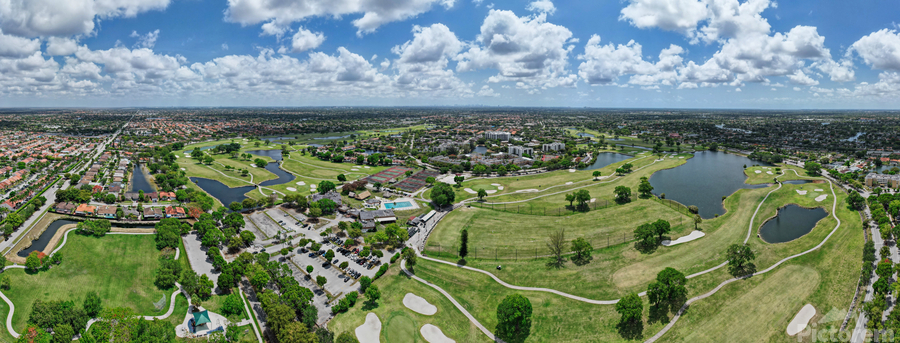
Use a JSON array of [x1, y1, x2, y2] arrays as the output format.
[[202, 293, 249, 323], [164, 294, 189, 327], [328, 267, 489, 342], [1, 234, 170, 333]]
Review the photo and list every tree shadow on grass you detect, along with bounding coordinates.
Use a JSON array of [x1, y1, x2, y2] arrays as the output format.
[[633, 241, 658, 254], [361, 300, 379, 311], [647, 304, 671, 325], [616, 320, 643, 340]]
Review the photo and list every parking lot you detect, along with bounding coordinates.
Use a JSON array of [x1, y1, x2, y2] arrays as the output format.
[[247, 211, 281, 238], [283, 259, 332, 324], [265, 208, 305, 233], [182, 233, 219, 283]]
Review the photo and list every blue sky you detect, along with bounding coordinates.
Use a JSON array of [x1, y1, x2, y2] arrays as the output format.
[[1, 0, 900, 108]]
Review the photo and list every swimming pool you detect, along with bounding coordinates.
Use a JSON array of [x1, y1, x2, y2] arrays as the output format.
[[385, 201, 413, 209]]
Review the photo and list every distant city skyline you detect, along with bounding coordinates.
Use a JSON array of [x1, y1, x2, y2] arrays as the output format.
[[1, 0, 900, 109]]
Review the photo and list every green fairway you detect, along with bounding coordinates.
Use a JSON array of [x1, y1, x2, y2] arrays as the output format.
[[0, 234, 170, 332], [328, 267, 489, 342]]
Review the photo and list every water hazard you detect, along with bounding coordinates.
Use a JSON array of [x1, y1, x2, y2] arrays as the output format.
[[759, 204, 828, 243], [579, 153, 632, 171]]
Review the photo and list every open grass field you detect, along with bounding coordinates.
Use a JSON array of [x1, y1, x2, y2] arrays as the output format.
[[202, 293, 249, 323], [328, 266, 489, 343], [0, 234, 169, 332]]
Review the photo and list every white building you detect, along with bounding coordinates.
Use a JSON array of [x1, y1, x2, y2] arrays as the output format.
[[485, 131, 511, 141], [508, 145, 534, 156], [542, 142, 565, 152]]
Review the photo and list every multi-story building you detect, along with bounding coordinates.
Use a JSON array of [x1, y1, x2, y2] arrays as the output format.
[[508, 145, 534, 157], [542, 142, 565, 152], [865, 173, 900, 188], [485, 131, 510, 141]]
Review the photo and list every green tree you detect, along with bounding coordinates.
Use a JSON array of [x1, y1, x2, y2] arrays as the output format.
[[337, 174, 347, 182], [614, 186, 631, 204], [638, 177, 654, 198], [317, 275, 328, 288], [25, 251, 41, 271], [615, 292, 643, 338], [403, 248, 417, 272], [229, 201, 242, 212], [222, 293, 244, 316], [318, 181, 336, 194], [574, 189, 591, 209], [804, 161, 822, 175], [847, 190, 865, 210], [571, 237, 593, 265], [430, 182, 456, 207], [634, 223, 659, 252], [647, 268, 688, 316], [51, 323, 74, 343], [277, 321, 317, 343], [359, 276, 372, 293], [592, 171, 602, 180], [693, 215, 702, 230], [336, 331, 360, 343], [365, 284, 381, 307], [496, 294, 533, 343], [325, 249, 335, 260], [477, 188, 488, 201], [726, 244, 756, 277], [652, 219, 671, 241], [459, 229, 469, 260], [546, 228, 566, 268], [254, 158, 267, 167], [83, 291, 102, 317]]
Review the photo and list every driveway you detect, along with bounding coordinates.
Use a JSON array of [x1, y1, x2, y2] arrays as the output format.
[[183, 233, 219, 284]]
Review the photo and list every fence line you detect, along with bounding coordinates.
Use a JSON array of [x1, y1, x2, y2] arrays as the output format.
[[468, 199, 613, 216], [425, 232, 636, 261]]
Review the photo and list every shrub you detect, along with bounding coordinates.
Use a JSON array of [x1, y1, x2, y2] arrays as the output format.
[[373, 264, 389, 280], [390, 253, 401, 264]]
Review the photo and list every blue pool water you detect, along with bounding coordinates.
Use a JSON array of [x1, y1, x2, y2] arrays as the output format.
[[385, 201, 412, 209]]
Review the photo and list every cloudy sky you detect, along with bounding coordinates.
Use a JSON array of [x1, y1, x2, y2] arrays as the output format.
[[1, 0, 899, 109]]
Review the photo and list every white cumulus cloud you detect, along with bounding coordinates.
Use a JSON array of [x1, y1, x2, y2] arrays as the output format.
[[0, 0, 170, 37], [291, 28, 326, 53]]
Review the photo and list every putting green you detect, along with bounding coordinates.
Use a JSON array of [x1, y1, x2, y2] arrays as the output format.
[[384, 311, 419, 342]]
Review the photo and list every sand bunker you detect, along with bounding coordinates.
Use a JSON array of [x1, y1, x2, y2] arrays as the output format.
[[815, 194, 828, 202], [286, 187, 297, 192], [463, 188, 477, 194], [787, 304, 816, 336], [250, 164, 257, 168], [796, 190, 807, 195], [497, 186, 504, 190], [679, 157, 684, 159], [355, 313, 382, 343], [485, 190, 497, 194], [421, 324, 455, 343], [180, 168, 186, 171], [590, 198, 596, 203], [351, 169, 360, 171], [568, 169, 576, 173], [184, 154, 191, 158], [296, 181, 306, 186], [403, 293, 437, 315], [767, 171, 773, 175], [661, 231, 705, 246], [364, 166, 371, 169], [491, 183, 501, 186], [565, 182, 573, 185], [754, 170, 762, 174], [310, 184, 317, 189], [814, 189, 824, 192], [516, 189, 539, 193]]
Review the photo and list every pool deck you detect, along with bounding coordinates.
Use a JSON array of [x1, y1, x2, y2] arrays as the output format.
[[379, 197, 420, 211]]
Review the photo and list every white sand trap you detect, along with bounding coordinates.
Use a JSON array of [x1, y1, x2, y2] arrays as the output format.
[[497, 186, 504, 190], [661, 231, 706, 246], [286, 187, 297, 192], [296, 181, 306, 186], [516, 189, 539, 193], [814, 189, 824, 192], [491, 183, 501, 186], [796, 190, 807, 195], [463, 188, 477, 194], [351, 168, 360, 171], [184, 154, 191, 158], [568, 169, 576, 173], [485, 190, 497, 194], [250, 164, 257, 168], [767, 171, 773, 175], [355, 313, 382, 343], [815, 194, 828, 202], [679, 157, 684, 159], [403, 293, 437, 315], [565, 182, 573, 185], [421, 324, 455, 343], [364, 166, 371, 169], [787, 304, 816, 336], [590, 198, 596, 203], [180, 168, 186, 171], [310, 184, 317, 188], [754, 170, 762, 174]]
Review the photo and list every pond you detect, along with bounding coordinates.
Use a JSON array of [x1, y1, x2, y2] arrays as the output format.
[[130, 164, 156, 193], [783, 180, 818, 185], [189, 177, 255, 206], [473, 146, 488, 154], [262, 136, 296, 143], [247, 149, 283, 161], [579, 153, 632, 171], [260, 162, 295, 187], [313, 135, 351, 140], [185, 146, 215, 154], [650, 151, 773, 219], [758, 204, 828, 243], [575, 132, 595, 138], [17, 219, 154, 257]]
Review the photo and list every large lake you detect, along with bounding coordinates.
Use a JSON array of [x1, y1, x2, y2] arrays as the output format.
[[759, 205, 828, 243], [18, 219, 154, 257], [579, 153, 632, 171], [130, 164, 155, 193], [650, 151, 772, 218], [190, 149, 295, 205]]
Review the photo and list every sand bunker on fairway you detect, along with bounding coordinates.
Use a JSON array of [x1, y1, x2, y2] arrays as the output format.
[[364, 166, 370, 168], [516, 189, 539, 193], [463, 188, 477, 194], [568, 169, 576, 173], [250, 164, 257, 168], [755, 170, 762, 174], [767, 171, 773, 175], [180, 168, 186, 171], [355, 313, 381, 343], [815, 194, 828, 202], [421, 324, 455, 343], [184, 154, 191, 158], [796, 190, 807, 195], [661, 231, 706, 246], [679, 156, 684, 159], [565, 182, 573, 185], [310, 184, 317, 189], [403, 293, 437, 315], [787, 304, 816, 336], [814, 189, 824, 192], [351, 168, 359, 171], [497, 186, 504, 190], [590, 198, 596, 203], [286, 187, 297, 192], [491, 183, 501, 186], [486, 190, 497, 194], [296, 181, 306, 186]]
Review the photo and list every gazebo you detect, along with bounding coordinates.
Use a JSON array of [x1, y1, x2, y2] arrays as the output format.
[[192, 310, 211, 332]]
